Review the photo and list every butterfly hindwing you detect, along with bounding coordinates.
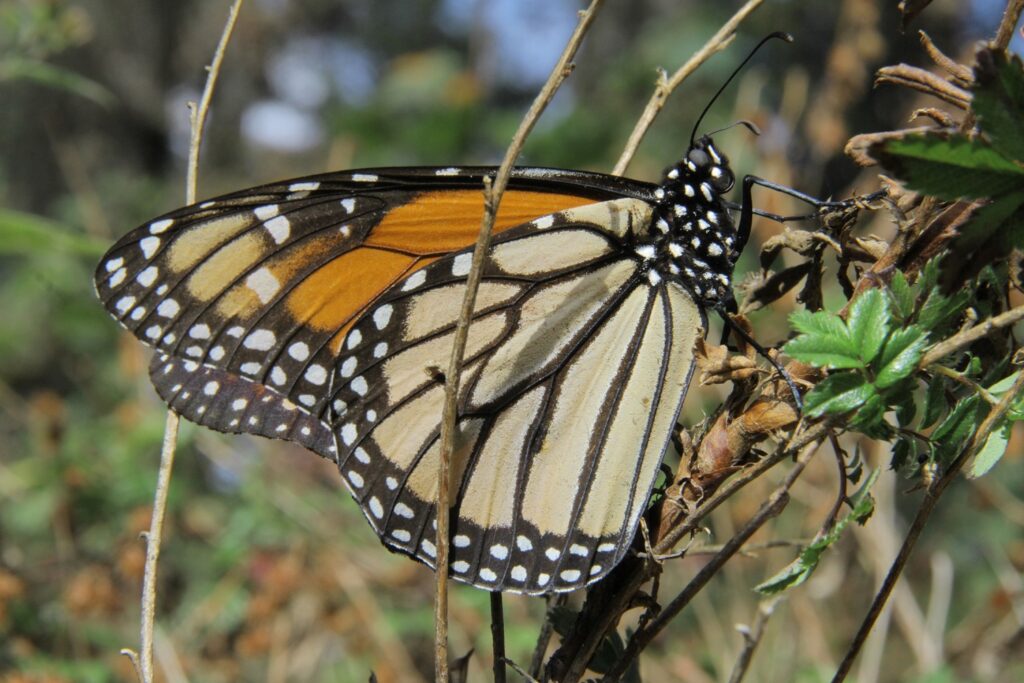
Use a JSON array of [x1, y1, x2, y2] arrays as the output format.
[[329, 197, 706, 594]]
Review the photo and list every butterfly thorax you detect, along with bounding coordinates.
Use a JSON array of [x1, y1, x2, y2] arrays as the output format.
[[633, 135, 739, 308]]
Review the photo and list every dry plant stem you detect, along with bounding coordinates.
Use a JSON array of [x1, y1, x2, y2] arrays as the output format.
[[726, 599, 779, 683], [875, 64, 971, 109], [602, 441, 819, 682], [831, 370, 1024, 682], [994, 0, 1024, 51], [920, 302, 1024, 366], [118, 3, 245, 680], [491, 592, 507, 683], [433, 3, 605, 681], [530, 594, 568, 679], [185, 0, 245, 205], [611, 0, 763, 175]]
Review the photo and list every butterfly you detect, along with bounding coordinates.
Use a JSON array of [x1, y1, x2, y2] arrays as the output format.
[[94, 133, 761, 595]]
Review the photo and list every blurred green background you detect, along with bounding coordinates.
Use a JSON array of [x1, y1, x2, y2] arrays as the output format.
[[1, 0, 1022, 681]]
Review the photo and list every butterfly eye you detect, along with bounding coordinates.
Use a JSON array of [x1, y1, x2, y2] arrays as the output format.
[[687, 148, 711, 168], [709, 166, 734, 193]]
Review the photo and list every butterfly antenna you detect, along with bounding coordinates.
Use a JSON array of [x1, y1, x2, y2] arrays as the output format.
[[689, 31, 793, 147]]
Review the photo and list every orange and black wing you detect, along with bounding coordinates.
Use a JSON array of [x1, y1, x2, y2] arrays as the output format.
[[94, 167, 648, 456]]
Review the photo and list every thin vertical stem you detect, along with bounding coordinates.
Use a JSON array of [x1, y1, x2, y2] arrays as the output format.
[[491, 591, 507, 683], [432, 3, 605, 681]]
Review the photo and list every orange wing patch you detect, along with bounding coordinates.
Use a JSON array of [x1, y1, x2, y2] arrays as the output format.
[[365, 189, 597, 253], [282, 188, 599, 352]]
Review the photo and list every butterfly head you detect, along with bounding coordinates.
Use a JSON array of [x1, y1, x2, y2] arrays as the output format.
[[642, 135, 740, 308]]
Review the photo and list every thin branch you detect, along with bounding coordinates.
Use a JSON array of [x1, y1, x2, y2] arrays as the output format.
[[530, 593, 568, 679], [185, 0, 244, 205], [119, 2, 244, 680], [612, 0, 764, 175], [920, 303, 1024, 366], [602, 441, 820, 682], [994, 0, 1024, 52], [433, 3, 605, 681], [491, 592, 507, 683], [831, 370, 1024, 682], [727, 598, 780, 683]]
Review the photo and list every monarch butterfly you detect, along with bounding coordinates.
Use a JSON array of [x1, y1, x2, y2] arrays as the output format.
[[94, 36, 815, 595], [95, 143, 749, 594]]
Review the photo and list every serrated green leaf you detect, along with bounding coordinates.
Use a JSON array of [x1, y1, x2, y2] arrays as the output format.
[[894, 390, 917, 426], [931, 395, 985, 464], [889, 271, 915, 320], [876, 135, 1024, 201], [847, 289, 890, 364], [968, 419, 1011, 478], [783, 334, 864, 369], [804, 372, 877, 417], [875, 326, 928, 388], [972, 49, 1024, 164], [789, 309, 852, 341], [922, 375, 949, 428], [785, 310, 862, 368], [919, 256, 942, 294], [891, 437, 914, 471], [849, 393, 889, 436], [917, 288, 970, 335], [955, 190, 1024, 251], [986, 371, 1024, 421]]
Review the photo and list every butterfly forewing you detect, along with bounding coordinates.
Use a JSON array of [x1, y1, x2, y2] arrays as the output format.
[[330, 198, 705, 593], [94, 169, 623, 453]]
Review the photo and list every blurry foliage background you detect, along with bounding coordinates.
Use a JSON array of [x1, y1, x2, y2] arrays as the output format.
[[1, 0, 1023, 681]]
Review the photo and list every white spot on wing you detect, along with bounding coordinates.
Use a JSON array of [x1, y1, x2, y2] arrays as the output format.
[[479, 568, 497, 582], [340, 198, 356, 213], [434, 167, 460, 176], [560, 569, 581, 582], [391, 529, 411, 543], [452, 561, 470, 574], [350, 376, 368, 396], [352, 173, 378, 182], [243, 329, 276, 350], [402, 270, 427, 291], [105, 257, 124, 272], [510, 566, 527, 582], [341, 423, 357, 445], [451, 253, 472, 276], [453, 535, 470, 548], [288, 342, 309, 361], [271, 366, 287, 385], [369, 497, 384, 519], [490, 545, 509, 560], [139, 236, 161, 259], [109, 268, 127, 287], [373, 304, 393, 330], [289, 181, 320, 192], [137, 266, 158, 286], [246, 268, 280, 304], [254, 204, 279, 220], [156, 299, 179, 318], [304, 364, 327, 385], [203, 381, 219, 396], [516, 535, 533, 551], [149, 219, 173, 234], [189, 323, 210, 339], [115, 296, 136, 314], [394, 503, 414, 519], [264, 215, 290, 244]]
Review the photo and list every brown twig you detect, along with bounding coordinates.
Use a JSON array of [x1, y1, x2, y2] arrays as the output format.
[[875, 64, 972, 109], [831, 370, 1024, 682], [920, 303, 1024, 366], [491, 592, 507, 683], [118, 3, 245, 680], [611, 0, 764, 175], [727, 598, 781, 683], [433, 3, 605, 681], [994, 0, 1024, 52], [601, 441, 820, 682]]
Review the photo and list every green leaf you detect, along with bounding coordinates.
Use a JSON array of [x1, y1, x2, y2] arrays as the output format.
[[847, 289, 890, 364], [785, 310, 861, 369], [955, 190, 1024, 251], [889, 270, 915, 321], [804, 373, 877, 417], [849, 393, 890, 437], [931, 396, 985, 464], [875, 326, 928, 389], [0, 208, 105, 257], [891, 437, 914, 471], [922, 377, 948, 429], [894, 390, 917, 427], [917, 288, 970, 335], [756, 470, 878, 595], [875, 135, 1024, 201], [968, 419, 1011, 478], [972, 49, 1024, 164], [0, 57, 115, 107]]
